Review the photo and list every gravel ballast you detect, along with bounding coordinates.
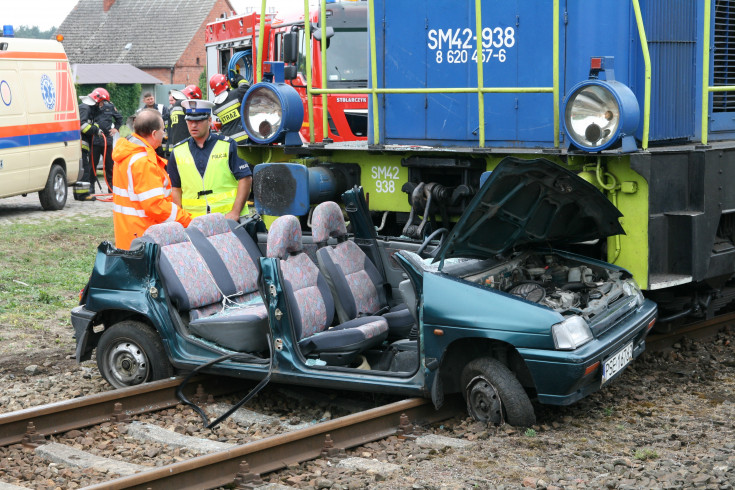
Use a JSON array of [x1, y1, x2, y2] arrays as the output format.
[[0, 331, 732, 489]]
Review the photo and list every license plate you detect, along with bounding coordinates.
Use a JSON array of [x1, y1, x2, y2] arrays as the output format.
[[601, 341, 633, 385]]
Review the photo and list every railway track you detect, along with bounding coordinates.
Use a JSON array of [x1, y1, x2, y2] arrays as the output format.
[[0, 375, 464, 489], [0, 375, 240, 447], [646, 311, 735, 351], [0, 316, 729, 489]]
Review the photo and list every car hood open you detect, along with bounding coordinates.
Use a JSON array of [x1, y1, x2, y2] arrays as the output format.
[[434, 157, 625, 263]]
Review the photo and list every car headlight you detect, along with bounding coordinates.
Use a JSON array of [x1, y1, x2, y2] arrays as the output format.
[[563, 79, 639, 151], [552, 316, 593, 350], [241, 73, 303, 145], [623, 278, 645, 306]]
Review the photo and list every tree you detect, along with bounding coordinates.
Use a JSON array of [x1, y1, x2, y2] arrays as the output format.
[[13, 25, 57, 39], [77, 83, 142, 121], [198, 69, 207, 98]]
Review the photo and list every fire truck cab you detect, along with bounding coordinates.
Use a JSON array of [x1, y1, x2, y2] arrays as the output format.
[[205, 0, 368, 143]]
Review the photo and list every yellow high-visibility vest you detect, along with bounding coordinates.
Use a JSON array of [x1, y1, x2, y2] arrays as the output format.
[[173, 139, 248, 217]]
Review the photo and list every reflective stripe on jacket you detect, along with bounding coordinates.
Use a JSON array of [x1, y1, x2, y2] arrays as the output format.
[[213, 93, 248, 142], [112, 135, 192, 249], [167, 105, 188, 150], [173, 139, 247, 217]]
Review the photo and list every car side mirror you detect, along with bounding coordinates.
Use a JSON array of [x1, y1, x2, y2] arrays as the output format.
[[283, 32, 298, 64]]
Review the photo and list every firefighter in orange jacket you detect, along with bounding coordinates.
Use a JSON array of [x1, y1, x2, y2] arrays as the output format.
[[112, 109, 192, 249]]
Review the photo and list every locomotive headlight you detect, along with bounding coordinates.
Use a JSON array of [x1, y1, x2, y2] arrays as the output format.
[[241, 80, 304, 145], [563, 80, 639, 151]]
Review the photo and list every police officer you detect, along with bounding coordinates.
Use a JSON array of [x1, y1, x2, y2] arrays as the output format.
[[166, 84, 202, 154], [86, 87, 123, 192], [209, 73, 249, 143], [167, 99, 252, 221]]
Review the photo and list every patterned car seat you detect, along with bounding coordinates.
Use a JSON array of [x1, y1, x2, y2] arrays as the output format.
[[142, 221, 268, 353], [311, 201, 415, 340], [267, 214, 389, 365]]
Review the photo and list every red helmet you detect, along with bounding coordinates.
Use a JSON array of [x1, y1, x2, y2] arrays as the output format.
[[209, 74, 228, 96], [88, 87, 110, 103], [181, 84, 202, 100]]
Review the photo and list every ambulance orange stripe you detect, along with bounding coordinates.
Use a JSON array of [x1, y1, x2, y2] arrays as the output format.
[[0, 52, 68, 60], [0, 120, 80, 139]]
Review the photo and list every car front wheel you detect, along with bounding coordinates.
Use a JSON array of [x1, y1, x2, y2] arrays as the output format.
[[461, 357, 536, 426], [96, 321, 173, 388]]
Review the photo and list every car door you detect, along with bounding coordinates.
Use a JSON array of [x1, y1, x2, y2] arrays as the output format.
[[0, 60, 31, 196]]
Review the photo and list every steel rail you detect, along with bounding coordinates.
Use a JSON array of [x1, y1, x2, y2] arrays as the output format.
[[85, 395, 465, 490], [646, 311, 735, 351], [0, 375, 240, 447]]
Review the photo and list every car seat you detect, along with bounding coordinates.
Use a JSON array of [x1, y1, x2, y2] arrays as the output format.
[[267, 214, 389, 365], [311, 201, 415, 340], [141, 221, 268, 352]]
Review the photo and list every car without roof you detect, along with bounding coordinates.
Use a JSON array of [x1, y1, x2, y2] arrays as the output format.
[[71, 157, 657, 425]]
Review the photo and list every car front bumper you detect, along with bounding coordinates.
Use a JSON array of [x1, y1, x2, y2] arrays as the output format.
[[518, 299, 657, 405], [71, 305, 96, 362]]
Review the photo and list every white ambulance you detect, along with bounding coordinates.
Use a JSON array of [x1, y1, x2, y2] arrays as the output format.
[[0, 27, 82, 210]]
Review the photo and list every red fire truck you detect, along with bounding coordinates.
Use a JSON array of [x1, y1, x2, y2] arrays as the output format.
[[204, 1, 368, 143]]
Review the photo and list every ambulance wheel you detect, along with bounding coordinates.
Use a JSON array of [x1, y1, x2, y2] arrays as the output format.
[[461, 357, 536, 426], [39, 165, 67, 210], [96, 321, 173, 389]]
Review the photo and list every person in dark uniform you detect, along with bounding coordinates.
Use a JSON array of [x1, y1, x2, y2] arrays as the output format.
[[139, 91, 171, 126], [166, 84, 202, 155], [136, 91, 171, 157], [167, 99, 252, 221], [77, 97, 100, 198], [209, 73, 249, 144], [86, 87, 123, 192]]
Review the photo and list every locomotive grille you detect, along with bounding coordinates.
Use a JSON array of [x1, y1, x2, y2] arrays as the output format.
[[713, 0, 735, 112]]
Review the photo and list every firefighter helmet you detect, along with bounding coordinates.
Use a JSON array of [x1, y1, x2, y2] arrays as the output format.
[[181, 84, 202, 100], [88, 87, 110, 103], [209, 74, 229, 96]]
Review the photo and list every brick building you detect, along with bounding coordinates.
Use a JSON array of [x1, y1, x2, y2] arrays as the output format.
[[58, 0, 236, 86]]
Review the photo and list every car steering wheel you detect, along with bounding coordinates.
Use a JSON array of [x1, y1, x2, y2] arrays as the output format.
[[416, 228, 448, 257]]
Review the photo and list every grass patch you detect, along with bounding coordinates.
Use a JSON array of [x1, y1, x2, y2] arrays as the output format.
[[633, 448, 659, 461], [0, 217, 113, 335]]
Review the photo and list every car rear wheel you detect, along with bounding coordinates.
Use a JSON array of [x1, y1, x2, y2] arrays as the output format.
[[38, 164, 67, 210], [96, 321, 173, 388], [461, 357, 536, 426]]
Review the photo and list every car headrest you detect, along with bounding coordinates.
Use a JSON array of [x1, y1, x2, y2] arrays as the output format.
[[312, 201, 347, 244], [267, 215, 303, 259], [189, 212, 229, 238], [143, 222, 188, 247]]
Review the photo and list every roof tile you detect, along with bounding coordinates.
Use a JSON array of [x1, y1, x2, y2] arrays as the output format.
[[58, 0, 219, 67]]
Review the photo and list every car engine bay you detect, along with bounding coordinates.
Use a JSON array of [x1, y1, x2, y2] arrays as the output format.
[[456, 251, 639, 321]]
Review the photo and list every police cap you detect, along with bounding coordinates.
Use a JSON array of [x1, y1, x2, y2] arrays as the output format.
[[182, 99, 215, 121]]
